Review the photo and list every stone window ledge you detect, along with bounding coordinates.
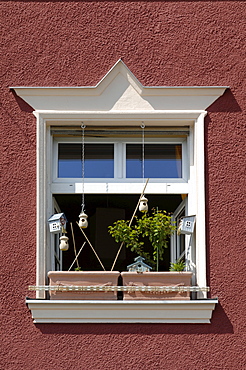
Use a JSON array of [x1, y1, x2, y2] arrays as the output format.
[[26, 298, 218, 324]]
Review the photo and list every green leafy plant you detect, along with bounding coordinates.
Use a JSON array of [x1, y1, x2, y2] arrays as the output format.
[[74, 267, 82, 271], [108, 208, 176, 270], [169, 260, 185, 272]]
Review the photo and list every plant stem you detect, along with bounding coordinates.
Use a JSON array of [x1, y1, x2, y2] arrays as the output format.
[[110, 178, 149, 271], [156, 246, 159, 272]]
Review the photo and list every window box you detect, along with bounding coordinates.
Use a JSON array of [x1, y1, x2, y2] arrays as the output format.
[[47, 271, 193, 301], [121, 271, 193, 300], [48, 271, 120, 300]]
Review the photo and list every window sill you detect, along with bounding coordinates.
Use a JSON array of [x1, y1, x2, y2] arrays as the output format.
[[26, 298, 218, 324]]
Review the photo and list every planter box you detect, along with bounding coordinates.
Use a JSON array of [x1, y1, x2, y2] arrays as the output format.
[[121, 271, 193, 300], [48, 271, 120, 300]]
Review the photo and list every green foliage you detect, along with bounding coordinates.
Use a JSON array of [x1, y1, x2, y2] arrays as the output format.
[[169, 260, 185, 271], [74, 267, 82, 271], [108, 208, 176, 269]]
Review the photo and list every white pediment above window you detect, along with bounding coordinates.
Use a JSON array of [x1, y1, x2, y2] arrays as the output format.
[[11, 59, 227, 113]]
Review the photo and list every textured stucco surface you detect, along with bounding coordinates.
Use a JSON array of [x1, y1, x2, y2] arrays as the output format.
[[1, 1, 246, 369]]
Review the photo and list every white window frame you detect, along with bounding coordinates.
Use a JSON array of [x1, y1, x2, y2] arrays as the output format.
[[53, 136, 188, 183], [51, 136, 190, 195], [31, 112, 212, 322], [38, 113, 204, 297]]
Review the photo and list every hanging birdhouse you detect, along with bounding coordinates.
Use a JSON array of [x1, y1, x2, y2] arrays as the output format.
[[139, 196, 148, 212], [78, 212, 88, 229], [48, 213, 67, 234], [59, 235, 69, 251], [178, 215, 196, 235], [127, 256, 152, 273]]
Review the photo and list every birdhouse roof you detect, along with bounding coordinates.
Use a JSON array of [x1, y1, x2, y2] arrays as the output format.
[[127, 256, 152, 270], [48, 213, 67, 222]]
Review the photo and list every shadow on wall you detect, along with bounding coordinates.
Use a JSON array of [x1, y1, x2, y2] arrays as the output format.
[[204, 87, 242, 297], [10, 90, 34, 113], [35, 302, 233, 335], [207, 89, 241, 113]]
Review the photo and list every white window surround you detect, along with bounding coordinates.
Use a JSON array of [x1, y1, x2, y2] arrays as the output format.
[[12, 60, 227, 323]]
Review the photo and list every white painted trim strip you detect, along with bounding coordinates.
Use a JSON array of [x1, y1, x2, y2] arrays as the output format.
[[34, 110, 207, 123], [26, 299, 218, 324], [35, 110, 207, 115]]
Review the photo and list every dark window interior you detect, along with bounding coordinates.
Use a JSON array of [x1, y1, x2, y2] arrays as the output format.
[[54, 194, 183, 272]]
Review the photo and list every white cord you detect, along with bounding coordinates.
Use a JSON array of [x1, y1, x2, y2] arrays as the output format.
[[81, 124, 86, 212], [141, 122, 145, 183]]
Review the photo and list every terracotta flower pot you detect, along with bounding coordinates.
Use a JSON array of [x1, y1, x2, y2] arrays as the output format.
[[121, 271, 193, 300], [48, 271, 120, 300]]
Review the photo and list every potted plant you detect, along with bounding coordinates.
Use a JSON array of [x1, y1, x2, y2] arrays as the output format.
[[108, 209, 192, 300], [169, 260, 186, 272]]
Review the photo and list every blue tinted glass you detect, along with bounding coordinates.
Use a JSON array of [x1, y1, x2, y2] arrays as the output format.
[[126, 144, 182, 178], [58, 144, 114, 178]]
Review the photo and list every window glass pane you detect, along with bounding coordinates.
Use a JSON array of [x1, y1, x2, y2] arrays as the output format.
[[58, 144, 114, 178], [126, 144, 182, 178]]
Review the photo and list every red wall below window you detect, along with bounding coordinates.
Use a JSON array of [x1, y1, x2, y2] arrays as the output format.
[[1, 1, 246, 369]]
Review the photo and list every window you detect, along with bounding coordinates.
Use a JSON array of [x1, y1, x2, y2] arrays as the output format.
[[126, 143, 182, 178], [57, 142, 182, 179], [53, 135, 187, 182], [12, 59, 226, 322], [52, 131, 188, 272], [58, 143, 114, 178]]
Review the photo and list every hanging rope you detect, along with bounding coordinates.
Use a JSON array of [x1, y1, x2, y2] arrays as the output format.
[[141, 122, 145, 183], [81, 123, 86, 213]]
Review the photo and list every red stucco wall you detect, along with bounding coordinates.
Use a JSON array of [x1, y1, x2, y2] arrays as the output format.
[[1, 1, 246, 369]]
